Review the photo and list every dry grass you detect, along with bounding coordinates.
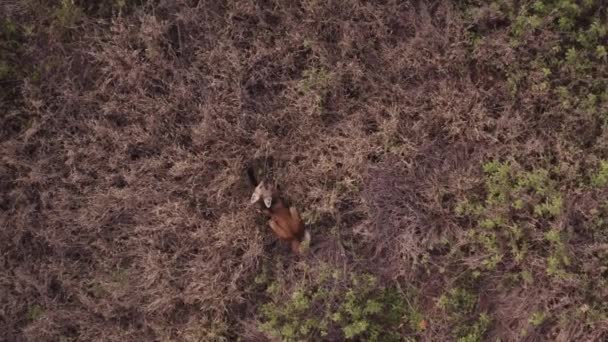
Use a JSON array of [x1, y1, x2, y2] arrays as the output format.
[[1, 0, 607, 341]]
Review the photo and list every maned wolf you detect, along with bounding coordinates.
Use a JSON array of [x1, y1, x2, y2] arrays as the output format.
[[247, 166, 310, 254]]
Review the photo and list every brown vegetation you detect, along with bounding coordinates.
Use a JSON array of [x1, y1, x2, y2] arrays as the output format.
[[1, 0, 607, 341]]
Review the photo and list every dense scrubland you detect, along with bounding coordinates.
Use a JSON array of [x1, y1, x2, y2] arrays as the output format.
[[1, 0, 608, 341]]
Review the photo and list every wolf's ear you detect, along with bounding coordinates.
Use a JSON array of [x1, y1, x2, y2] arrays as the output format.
[[263, 196, 272, 208], [250, 189, 261, 204], [251, 181, 266, 204]]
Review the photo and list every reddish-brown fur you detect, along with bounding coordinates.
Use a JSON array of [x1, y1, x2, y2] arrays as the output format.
[[261, 192, 307, 254]]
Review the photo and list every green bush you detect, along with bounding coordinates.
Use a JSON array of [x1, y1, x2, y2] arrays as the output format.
[[55, 0, 84, 28], [504, 0, 608, 124], [438, 287, 490, 342], [457, 160, 569, 276], [259, 271, 417, 341], [591, 160, 608, 188]]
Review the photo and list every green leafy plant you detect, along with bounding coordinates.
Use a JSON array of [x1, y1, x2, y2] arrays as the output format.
[[299, 67, 331, 92], [438, 287, 490, 341], [457, 313, 491, 342], [27, 304, 44, 321], [456, 160, 570, 280], [55, 0, 83, 28], [544, 229, 571, 278], [591, 160, 608, 187], [438, 287, 477, 317], [259, 271, 415, 341], [529, 311, 547, 326]]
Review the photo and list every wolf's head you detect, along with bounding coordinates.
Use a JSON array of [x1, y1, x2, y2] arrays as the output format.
[[250, 181, 273, 208]]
